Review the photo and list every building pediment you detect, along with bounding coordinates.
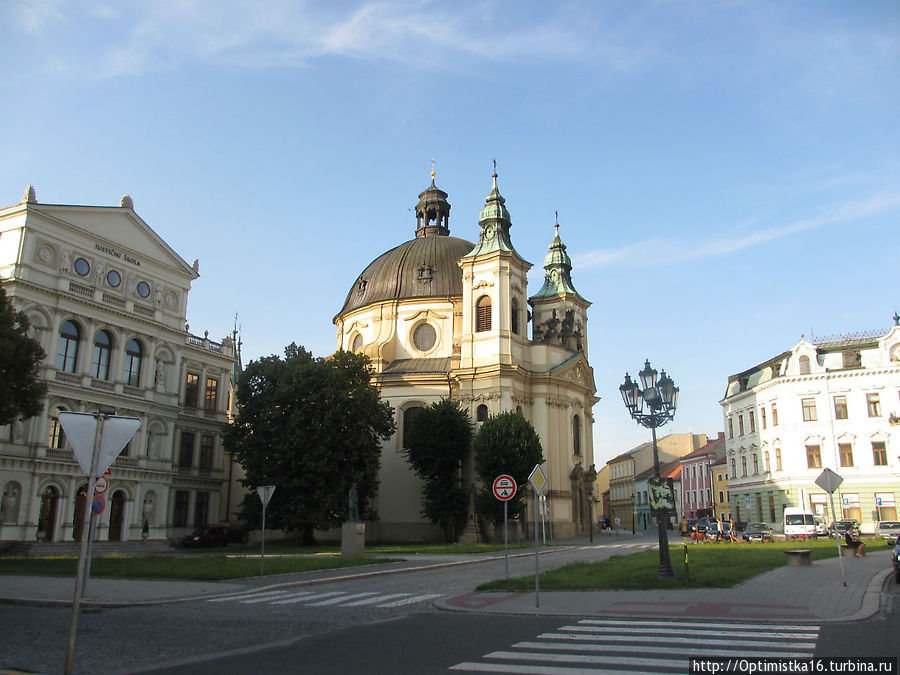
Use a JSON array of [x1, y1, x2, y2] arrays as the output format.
[[29, 204, 197, 279]]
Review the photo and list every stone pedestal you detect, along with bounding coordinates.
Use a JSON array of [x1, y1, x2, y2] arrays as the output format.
[[341, 521, 365, 557]]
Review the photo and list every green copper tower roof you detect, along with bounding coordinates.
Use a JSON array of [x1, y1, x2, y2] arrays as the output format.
[[531, 219, 584, 299], [461, 170, 522, 259]]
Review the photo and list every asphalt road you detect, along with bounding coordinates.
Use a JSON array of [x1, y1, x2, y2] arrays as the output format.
[[2, 541, 895, 674]]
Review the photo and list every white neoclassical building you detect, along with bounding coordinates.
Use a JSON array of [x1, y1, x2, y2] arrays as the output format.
[[333, 170, 598, 541], [0, 187, 237, 544], [721, 325, 900, 533]]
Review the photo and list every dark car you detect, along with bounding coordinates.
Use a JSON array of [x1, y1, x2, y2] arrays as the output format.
[[183, 525, 229, 548], [892, 543, 900, 583], [742, 522, 774, 542], [829, 520, 859, 536]]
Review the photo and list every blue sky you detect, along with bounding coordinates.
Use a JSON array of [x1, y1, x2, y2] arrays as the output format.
[[3, 1, 899, 465]]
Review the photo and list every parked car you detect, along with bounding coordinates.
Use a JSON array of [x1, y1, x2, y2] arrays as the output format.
[[182, 524, 229, 548], [875, 521, 900, 544], [742, 522, 774, 542], [892, 542, 900, 583], [829, 520, 860, 535], [814, 520, 829, 536]]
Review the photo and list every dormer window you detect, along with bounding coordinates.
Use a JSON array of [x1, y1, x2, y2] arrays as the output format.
[[417, 265, 434, 283], [356, 277, 367, 293]]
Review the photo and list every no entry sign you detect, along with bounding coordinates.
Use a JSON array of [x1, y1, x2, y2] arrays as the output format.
[[492, 474, 517, 501]]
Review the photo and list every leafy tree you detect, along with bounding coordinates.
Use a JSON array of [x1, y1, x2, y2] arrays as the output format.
[[403, 398, 473, 542], [0, 284, 46, 426], [226, 345, 395, 545], [473, 411, 544, 527]]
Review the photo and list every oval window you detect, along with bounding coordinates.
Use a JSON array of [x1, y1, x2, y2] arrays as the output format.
[[136, 281, 151, 298], [106, 270, 121, 288], [74, 258, 91, 276], [413, 323, 436, 352]]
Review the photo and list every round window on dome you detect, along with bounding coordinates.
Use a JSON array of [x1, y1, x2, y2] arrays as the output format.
[[412, 323, 436, 352]]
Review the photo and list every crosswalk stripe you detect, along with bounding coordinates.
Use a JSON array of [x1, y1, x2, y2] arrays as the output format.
[[451, 662, 654, 674], [538, 632, 816, 649], [376, 593, 442, 607], [557, 624, 817, 640], [487, 650, 691, 670], [305, 592, 379, 606], [515, 641, 811, 658], [342, 593, 411, 606], [270, 590, 345, 605], [207, 590, 288, 603], [578, 619, 817, 633]]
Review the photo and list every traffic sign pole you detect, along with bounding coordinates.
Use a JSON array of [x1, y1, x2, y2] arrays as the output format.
[[492, 475, 516, 580], [65, 411, 106, 675]]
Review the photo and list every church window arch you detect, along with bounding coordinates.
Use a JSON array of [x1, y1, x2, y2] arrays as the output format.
[[476, 404, 488, 422], [402, 405, 424, 450], [351, 334, 363, 352], [475, 296, 492, 332], [573, 415, 581, 456], [511, 299, 520, 335], [799, 355, 810, 374]]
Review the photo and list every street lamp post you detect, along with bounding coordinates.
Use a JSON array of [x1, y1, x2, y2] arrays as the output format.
[[620, 360, 679, 578]]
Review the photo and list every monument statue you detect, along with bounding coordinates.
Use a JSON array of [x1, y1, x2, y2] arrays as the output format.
[[348, 483, 360, 522]]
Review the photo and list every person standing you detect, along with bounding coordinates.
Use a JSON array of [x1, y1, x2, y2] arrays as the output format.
[[614, 516, 621, 535]]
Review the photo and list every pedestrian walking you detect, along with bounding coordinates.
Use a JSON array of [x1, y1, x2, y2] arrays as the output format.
[[614, 516, 620, 535]]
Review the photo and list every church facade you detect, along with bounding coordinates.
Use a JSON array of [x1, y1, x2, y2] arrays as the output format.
[[333, 171, 598, 541]]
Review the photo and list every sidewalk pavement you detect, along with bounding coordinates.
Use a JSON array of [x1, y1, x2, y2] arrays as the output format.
[[0, 538, 893, 623]]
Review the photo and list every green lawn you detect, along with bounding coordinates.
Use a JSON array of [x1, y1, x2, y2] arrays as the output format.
[[0, 541, 522, 581], [477, 537, 889, 591]]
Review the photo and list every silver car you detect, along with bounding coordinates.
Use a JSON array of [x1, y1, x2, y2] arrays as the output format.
[[875, 521, 900, 544]]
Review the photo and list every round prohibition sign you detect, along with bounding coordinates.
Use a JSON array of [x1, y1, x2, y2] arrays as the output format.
[[492, 474, 517, 502], [93, 476, 109, 495]]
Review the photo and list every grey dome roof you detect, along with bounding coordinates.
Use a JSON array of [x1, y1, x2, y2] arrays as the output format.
[[337, 234, 475, 317]]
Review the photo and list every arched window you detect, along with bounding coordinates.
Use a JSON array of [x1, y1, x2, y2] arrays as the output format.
[[476, 404, 488, 422], [799, 355, 810, 374], [56, 320, 80, 373], [573, 415, 581, 456], [475, 296, 492, 332], [402, 406, 423, 450], [511, 299, 520, 335], [92, 330, 112, 380], [351, 334, 363, 352], [48, 407, 67, 449], [123, 338, 142, 386]]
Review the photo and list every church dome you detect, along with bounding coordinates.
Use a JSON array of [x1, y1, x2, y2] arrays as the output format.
[[336, 177, 474, 317]]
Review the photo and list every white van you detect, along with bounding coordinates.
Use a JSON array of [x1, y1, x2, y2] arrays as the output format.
[[783, 507, 817, 539]]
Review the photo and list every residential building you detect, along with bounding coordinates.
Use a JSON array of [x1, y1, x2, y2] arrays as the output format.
[[0, 187, 236, 544], [679, 433, 725, 520], [607, 433, 707, 531], [721, 326, 900, 533], [710, 456, 730, 522]]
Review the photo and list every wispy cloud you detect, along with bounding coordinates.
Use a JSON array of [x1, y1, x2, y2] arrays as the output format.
[[4, 1, 663, 80], [574, 191, 900, 270]]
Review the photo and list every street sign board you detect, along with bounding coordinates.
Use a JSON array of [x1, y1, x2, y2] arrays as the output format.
[[492, 475, 517, 501], [815, 468, 843, 494], [93, 476, 109, 495], [528, 464, 547, 496], [256, 485, 276, 507], [58, 412, 142, 477], [92, 495, 105, 514]]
